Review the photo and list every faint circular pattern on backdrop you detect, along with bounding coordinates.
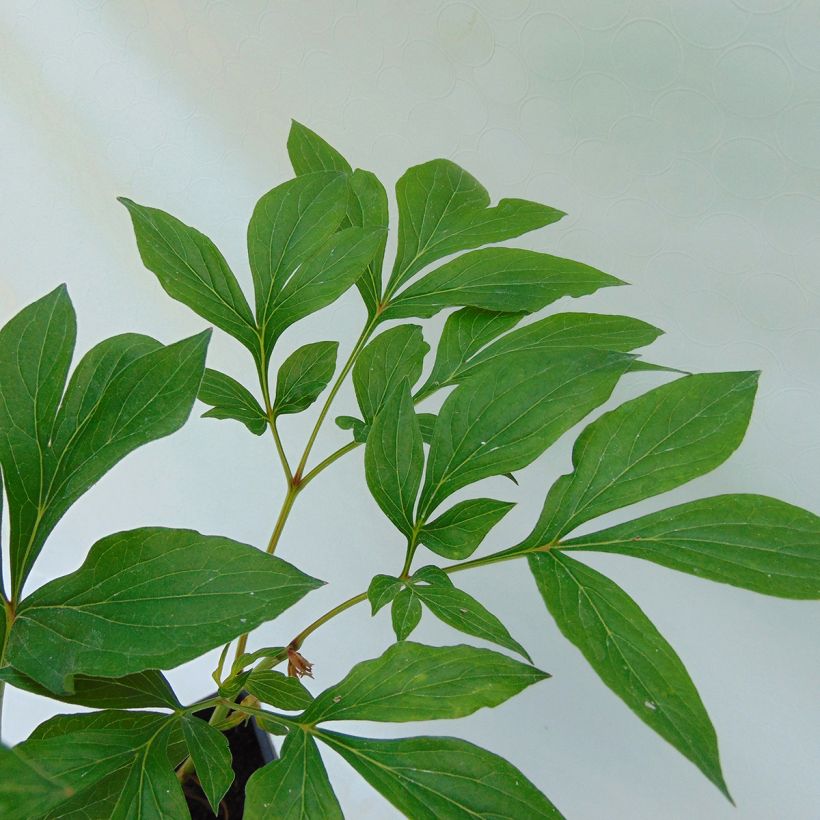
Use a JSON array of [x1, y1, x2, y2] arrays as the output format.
[[713, 44, 794, 117]]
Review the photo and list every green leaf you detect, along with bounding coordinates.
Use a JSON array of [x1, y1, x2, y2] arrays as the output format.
[[416, 412, 437, 443], [317, 730, 564, 819], [288, 120, 352, 176], [521, 371, 760, 546], [420, 498, 515, 559], [412, 578, 530, 661], [273, 341, 339, 415], [348, 170, 390, 316], [6, 527, 322, 693], [0, 744, 72, 820], [384, 247, 622, 320], [0, 667, 179, 709], [415, 308, 524, 401], [391, 588, 421, 641], [0, 286, 76, 598], [18, 330, 211, 598], [246, 670, 314, 710], [353, 325, 429, 423], [119, 198, 258, 355], [365, 381, 423, 537], [265, 225, 386, 343], [388, 159, 564, 292], [287, 123, 389, 317], [367, 574, 403, 614], [199, 367, 267, 434], [248, 171, 349, 355], [419, 349, 634, 518], [457, 311, 664, 384], [181, 715, 234, 813], [245, 728, 343, 820], [529, 551, 729, 798], [15, 711, 189, 819], [335, 414, 369, 443], [563, 494, 820, 599], [302, 641, 547, 724]]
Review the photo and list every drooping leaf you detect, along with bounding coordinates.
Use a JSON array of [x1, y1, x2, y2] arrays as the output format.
[[181, 715, 234, 813], [412, 577, 530, 661], [529, 550, 729, 798], [0, 667, 179, 709], [6, 527, 322, 693], [265, 226, 385, 343], [317, 730, 564, 819], [245, 728, 343, 820], [457, 312, 664, 384], [246, 670, 314, 710], [287, 120, 352, 176], [335, 414, 369, 443], [353, 325, 429, 423], [0, 744, 73, 820], [384, 247, 622, 320], [419, 498, 515, 559], [16, 330, 211, 598], [563, 494, 820, 600], [199, 368, 267, 435], [273, 341, 339, 416], [419, 349, 634, 518], [415, 308, 524, 401], [118, 198, 258, 355], [248, 171, 349, 356], [520, 371, 760, 547], [348, 169, 390, 316], [302, 642, 547, 724], [365, 381, 423, 537], [391, 588, 421, 641], [0, 287, 76, 598], [388, 159, 564, 292], [367, 574, 403, 614]]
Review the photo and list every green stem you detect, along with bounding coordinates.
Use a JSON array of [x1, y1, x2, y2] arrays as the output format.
[[287, 543, 552, 653], [290, 591, 368, 650], [293, 319, 377, 481], [299, 440, 360, 488]]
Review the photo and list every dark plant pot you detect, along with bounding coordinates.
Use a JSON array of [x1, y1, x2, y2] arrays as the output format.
[[179, 695, 276, 819]]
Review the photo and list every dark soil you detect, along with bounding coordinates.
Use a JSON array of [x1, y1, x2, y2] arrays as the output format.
[[179, 700, 276, 819]]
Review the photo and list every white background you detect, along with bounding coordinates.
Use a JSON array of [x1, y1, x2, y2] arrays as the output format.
[[1, 1, 819, 818]]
